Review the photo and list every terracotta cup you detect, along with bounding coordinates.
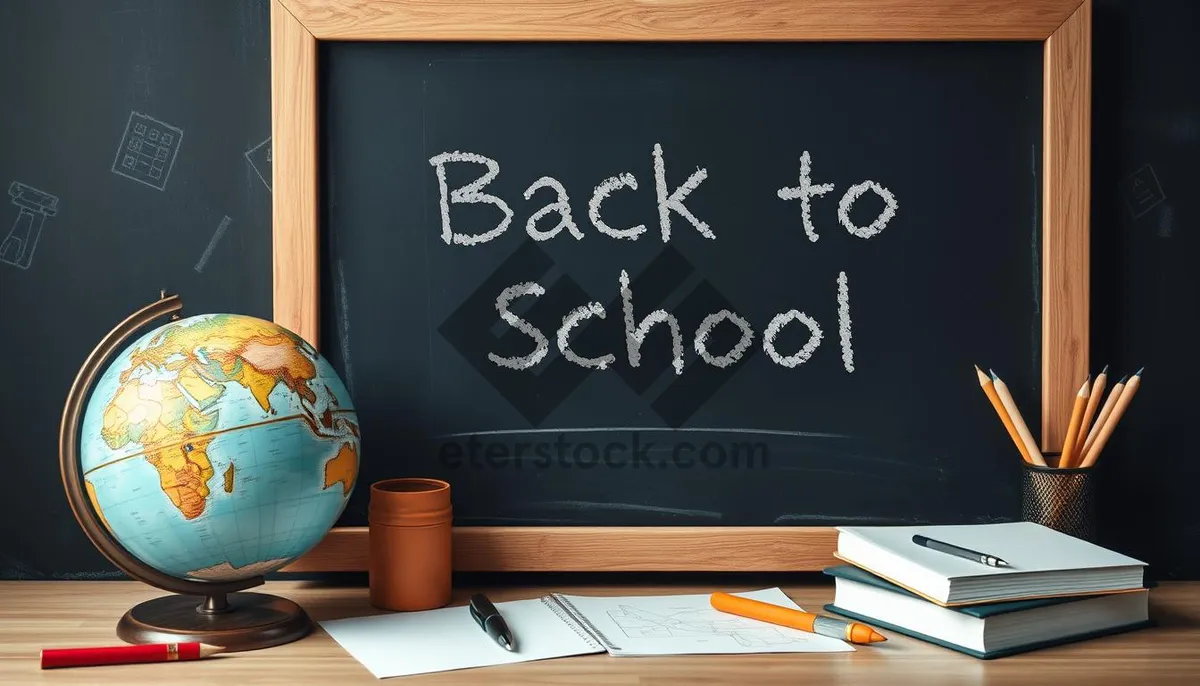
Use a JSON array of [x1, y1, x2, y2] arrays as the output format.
[[368, 478, 453, 611]]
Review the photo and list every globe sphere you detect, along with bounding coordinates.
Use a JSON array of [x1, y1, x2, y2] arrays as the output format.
[[78, 312, 358, 583]]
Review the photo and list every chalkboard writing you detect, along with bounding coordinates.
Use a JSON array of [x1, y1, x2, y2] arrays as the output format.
[[427, 144, 886, 377], [317, 40, 1044, 528]]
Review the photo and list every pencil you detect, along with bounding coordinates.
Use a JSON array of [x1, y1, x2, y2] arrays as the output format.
[[1078, 368, 1142, 468], [975, 365, 1033, 464], [1078, 374, 1127, 461], [989, 370, 1046, 467], [1073, 365, 1108, 465], [1058, 376, 1090, 468]]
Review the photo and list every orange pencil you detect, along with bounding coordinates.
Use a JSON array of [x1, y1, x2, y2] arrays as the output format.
[[710, 592, 886, 644], [1058, 376, 1090, 468], [989, 370, 1047, 466], [1078, 374, 1127, 460], [975, 365, 1032, 464], [1074, 365, 1108, 463], [1079, 368, 1142, 468]]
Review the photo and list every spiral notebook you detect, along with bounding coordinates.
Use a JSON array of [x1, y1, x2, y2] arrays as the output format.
[[321, 588, 850, 679]]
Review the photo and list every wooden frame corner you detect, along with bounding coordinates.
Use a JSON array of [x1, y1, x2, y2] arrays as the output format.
[[271, 1, 1091, 573]]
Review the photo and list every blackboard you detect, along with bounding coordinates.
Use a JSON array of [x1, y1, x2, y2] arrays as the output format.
[[0, 0, 275, 579], [316, 40, 1044, 529]]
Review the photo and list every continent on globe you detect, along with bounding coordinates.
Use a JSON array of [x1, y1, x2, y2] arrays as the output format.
[[324, 443, 357, 496], [188, 556, 293, 582], [223, 462, 235, 494], [84, 480, 113, 534], [237, 335, 320, 409], [145, 437, 215, 520], [101, 370, 220, 452]]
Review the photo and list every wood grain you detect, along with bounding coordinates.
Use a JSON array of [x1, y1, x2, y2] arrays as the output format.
[[271, 0, 320, 347], [3, 580, 1198, 685], [278, 0, 1084, 41], [282, 526, 840, 572], [1041, 0, 1091, 450]]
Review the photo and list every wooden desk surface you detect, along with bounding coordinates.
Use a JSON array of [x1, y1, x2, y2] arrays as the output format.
[[2, 580, 1198, 685]]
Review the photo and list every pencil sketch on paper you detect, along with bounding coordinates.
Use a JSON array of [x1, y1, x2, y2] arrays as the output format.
[[111, 111, 184, 191], [2, 182, 58, 270], [194, 216, 233, 273], [606, 605, 807, 647], [245, 136, 272, 191]]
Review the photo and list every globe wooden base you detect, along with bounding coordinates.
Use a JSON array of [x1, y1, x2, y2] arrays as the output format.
[[116, 591, 312, 652]]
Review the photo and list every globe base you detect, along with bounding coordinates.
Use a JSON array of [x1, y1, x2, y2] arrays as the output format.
[[116, 591, 312, 652]]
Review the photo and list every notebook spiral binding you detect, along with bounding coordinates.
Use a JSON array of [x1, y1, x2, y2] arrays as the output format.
[[542, 594, 616, 652]]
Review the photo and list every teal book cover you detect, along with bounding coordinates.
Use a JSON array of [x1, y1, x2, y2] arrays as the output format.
[[823, 565, 1154, 659]]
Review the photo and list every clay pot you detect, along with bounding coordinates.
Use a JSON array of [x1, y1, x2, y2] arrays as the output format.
[[367, 478, 452, 611]]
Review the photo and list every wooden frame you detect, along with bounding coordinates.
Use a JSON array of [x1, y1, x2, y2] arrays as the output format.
[[272, 0, 1091, 573]]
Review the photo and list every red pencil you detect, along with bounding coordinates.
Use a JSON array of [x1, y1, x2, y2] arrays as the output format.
[[40, 642, 224, 669]]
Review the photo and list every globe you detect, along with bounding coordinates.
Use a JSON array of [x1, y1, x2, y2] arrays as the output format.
[[77, 310, 359, 584]]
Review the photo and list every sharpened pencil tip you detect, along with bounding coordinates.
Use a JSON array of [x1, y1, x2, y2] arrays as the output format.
[[989, 369, 998, 380], [1117, 375, 1128, 384], [1099, 364, 1109, 375], [1135, 367, 1144, 376]]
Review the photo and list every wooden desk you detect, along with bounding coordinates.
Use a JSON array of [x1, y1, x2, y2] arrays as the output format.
[[2, 580, 1197, 685]]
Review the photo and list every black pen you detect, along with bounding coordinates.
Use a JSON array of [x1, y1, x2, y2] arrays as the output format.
[[912, 534, 1009, 567], [469, 593, 516, 651]]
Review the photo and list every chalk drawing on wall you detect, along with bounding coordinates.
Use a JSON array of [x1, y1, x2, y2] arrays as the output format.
[[194, 215, 233, 273], [245, 136, 271, 191], [1, 182, 58, 270], [111, 111, 184, 191], [1120, 164, 1166, 219]]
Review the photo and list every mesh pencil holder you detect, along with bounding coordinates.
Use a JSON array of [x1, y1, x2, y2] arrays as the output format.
[[1021, 453, 1097, 542]]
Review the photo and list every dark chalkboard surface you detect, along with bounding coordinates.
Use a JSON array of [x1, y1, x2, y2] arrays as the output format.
[[317, 41, 1043, 528], [0, 0, 275, 579]]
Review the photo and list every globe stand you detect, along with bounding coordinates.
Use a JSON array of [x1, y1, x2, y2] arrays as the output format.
[[57, 293, 319, 653], [117, 591, 311, 651]]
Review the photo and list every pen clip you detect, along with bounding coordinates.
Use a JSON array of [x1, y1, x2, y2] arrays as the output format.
[[468, 593, 492, 628], [468, 600, 483, 627]]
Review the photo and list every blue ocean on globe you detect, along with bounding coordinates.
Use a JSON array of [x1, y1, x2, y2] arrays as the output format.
[[78, 313, 359, 582]]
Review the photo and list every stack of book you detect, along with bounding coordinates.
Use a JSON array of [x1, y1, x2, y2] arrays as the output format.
[[824, 521, 1152, 659]]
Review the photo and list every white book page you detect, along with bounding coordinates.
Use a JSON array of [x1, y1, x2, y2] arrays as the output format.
[[554, 587, 854, 656], [319, 598, 602, 678]]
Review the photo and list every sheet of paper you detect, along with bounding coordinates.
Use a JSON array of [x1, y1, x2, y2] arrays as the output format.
[[319, 597, 603, 679], [553, 587, 855, 655]]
